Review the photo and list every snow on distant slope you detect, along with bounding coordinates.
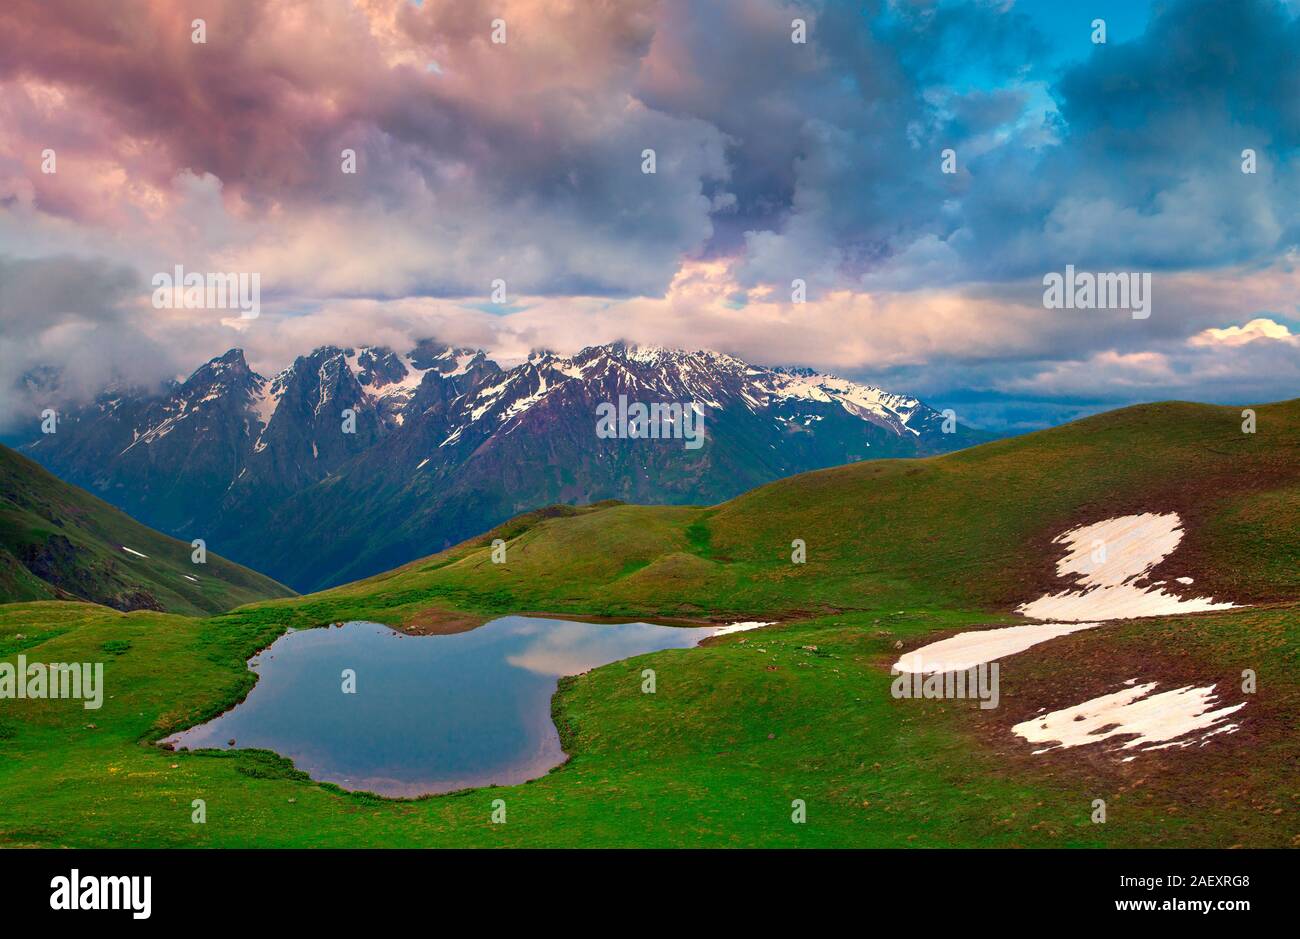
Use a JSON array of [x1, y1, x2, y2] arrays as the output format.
[[161, 341, 946, 479], [51, 340, 956, 481], [760, 371, 925, 435], [47, 339, 962, 478], [428, 344, 929, 441], [24, 339, 982, 591]]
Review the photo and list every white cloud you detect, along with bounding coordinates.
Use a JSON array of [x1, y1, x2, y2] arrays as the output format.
[[1189, 316, 1298, 347]]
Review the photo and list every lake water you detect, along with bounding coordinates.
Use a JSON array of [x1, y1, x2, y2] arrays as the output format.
[[163, 616, 723, 797]]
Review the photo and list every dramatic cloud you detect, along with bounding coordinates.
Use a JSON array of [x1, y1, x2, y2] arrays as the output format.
[[0, 0, 1297, 431]]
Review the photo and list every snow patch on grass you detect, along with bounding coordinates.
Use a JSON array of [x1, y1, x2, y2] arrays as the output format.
[[1017, 513, 1236, 621], [894, 621, 1102, 673], [902, 513, 1248, 761], [711, 621, 774, 637], [1012, 681, 1245, 755]]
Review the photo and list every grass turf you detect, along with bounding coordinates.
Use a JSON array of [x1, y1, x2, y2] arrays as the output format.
[[1, 399, 1297, 847]]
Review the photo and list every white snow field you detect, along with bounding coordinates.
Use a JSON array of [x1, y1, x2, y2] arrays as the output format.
[[1016, 513, 1237, 621], [1012, 681, 1245, 756], [711, 621, 774, 637], [896, 512, 1247, 758], [892, 620, 1102, 674]]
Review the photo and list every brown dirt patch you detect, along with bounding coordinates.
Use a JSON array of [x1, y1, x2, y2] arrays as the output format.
[[397, 606, 487, 635]]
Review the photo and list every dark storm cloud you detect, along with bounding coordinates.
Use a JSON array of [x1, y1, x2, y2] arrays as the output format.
[[949, 0, 1300, 279], [0, 0, 731, 296], [635, 0, 1049, 284], [7, 0, 1294, 296]]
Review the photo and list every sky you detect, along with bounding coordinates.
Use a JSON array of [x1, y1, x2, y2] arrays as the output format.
[[1, 0, 1298, 433]]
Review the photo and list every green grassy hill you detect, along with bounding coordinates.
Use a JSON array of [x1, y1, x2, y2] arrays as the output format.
[[0, 400, 1295, 848], [269, 397, 1298, 628], [0, 444, 294, 616]]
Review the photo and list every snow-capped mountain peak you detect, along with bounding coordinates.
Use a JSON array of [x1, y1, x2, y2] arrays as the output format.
[[23, 340, 985, 591]]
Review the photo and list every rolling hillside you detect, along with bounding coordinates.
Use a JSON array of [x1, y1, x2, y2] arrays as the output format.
[[1, 399, 1295, 849], [270, 397, 1300, 629], [0, 444, 294, 615]]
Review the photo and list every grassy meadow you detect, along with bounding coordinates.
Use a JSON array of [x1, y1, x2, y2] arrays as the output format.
[[1, 399, 1296, 847]]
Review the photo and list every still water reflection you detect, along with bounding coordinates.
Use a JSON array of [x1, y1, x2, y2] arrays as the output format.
[[164, 616, 722, 796]]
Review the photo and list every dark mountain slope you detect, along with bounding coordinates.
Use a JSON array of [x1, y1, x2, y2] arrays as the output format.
[[24, 342, 991, 590], [0, 444, 294, 614]]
